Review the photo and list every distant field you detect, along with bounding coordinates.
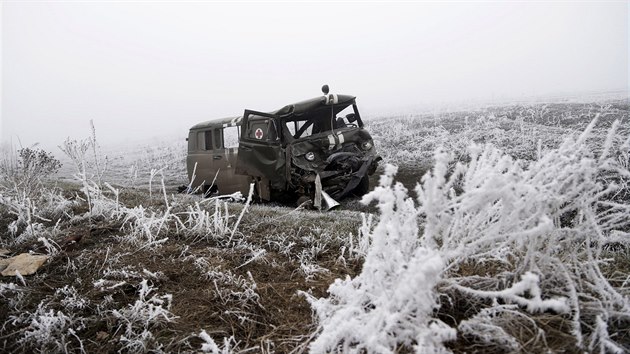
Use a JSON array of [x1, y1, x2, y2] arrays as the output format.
[[55, 136, 188, 191], [1, 99, 628, 353]]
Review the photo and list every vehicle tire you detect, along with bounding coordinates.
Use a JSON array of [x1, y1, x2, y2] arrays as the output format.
[[353, 175, 370, 197], [202, 184, 218, 197]]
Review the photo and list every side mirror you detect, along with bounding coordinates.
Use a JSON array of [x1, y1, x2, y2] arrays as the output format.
[[322, 85, 330, 95], [346, 113, 357, 123]]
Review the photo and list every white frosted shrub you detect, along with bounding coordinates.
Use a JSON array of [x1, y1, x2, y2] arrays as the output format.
[[420, 118, 630, 350], [307, 117, 630, 352], [303, 164, 456, 354]]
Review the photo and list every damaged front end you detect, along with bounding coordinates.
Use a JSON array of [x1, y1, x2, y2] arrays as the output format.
[[290, 127, 380, 201], [235, 86, 380, 206]]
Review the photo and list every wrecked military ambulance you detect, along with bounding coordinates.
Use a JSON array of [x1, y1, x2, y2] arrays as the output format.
[[186, 86, 380, 207]]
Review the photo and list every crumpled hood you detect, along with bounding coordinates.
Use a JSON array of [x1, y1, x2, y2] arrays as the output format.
[[290, 128, 376, 172]]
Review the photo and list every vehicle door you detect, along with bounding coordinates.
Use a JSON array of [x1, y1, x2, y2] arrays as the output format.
[[235, 110, 286, 190], [213, 124, 251, 195]]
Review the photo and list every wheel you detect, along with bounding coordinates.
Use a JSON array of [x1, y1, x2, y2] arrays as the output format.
[[352, 175, 370, 196], [202, 184, 218, 197]]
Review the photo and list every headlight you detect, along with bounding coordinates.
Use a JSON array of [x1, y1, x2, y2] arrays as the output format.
[[361, 141, 373, 151], [305, 152, 316, 161]]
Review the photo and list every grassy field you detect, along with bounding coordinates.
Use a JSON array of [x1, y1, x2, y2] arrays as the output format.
[[0, 98, 629, 353]]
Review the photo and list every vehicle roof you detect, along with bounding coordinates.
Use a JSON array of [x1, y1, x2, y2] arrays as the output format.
[[271, 94, 356, 117], [190, 116, 242, 130], [189, 94, 356, 130]]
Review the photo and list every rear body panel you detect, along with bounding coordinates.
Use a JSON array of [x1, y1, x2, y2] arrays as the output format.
[[187, 117, 250, 196]]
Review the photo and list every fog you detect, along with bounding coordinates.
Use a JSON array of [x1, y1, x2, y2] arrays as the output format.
[[1, 1, 628, 149]]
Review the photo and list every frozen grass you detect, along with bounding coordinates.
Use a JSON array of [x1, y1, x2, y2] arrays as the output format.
[[56, 135, 188, 190], [368, 101, 628, 174], [0, 99, 628, 353]]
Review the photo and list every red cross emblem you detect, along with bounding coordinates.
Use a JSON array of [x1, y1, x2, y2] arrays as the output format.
[[255, 128, 264, 140]]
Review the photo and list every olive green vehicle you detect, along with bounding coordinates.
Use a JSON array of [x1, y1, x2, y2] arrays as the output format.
[[186, 86, 380, 206]]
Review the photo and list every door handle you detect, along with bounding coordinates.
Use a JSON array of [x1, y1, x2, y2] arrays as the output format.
[[213, 155, 222, 160]]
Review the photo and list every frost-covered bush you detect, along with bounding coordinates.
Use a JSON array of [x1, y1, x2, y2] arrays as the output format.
[[0, 146, 73, 244], [307, 117, 630, 352], [422, 119, 630, 351], [0, 147, 61, 198], [303, 165, 456, 353]]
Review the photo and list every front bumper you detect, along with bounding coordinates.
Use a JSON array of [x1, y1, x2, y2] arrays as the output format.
[[299, 155, 379, 199]]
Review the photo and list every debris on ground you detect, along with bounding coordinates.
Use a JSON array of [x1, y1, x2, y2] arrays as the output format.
[[0, 253, 49, 276]]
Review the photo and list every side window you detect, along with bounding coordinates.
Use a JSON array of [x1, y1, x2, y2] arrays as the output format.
[[204, 130, 214, 150], [297, 120, 313, 137], [223, 126, 240, 148], [286, 121, 297, 137], [197, 131, 205, 151], [288, 119, 313, 139]]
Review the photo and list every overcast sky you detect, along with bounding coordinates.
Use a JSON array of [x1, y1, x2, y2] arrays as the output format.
[[1, 1, 628, 149]]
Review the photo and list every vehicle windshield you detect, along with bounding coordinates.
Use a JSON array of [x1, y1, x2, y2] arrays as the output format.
[[284, 104, 358, 140]]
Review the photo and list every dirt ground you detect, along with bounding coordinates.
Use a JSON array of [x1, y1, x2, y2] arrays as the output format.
[[0, 185, 367, 353]]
